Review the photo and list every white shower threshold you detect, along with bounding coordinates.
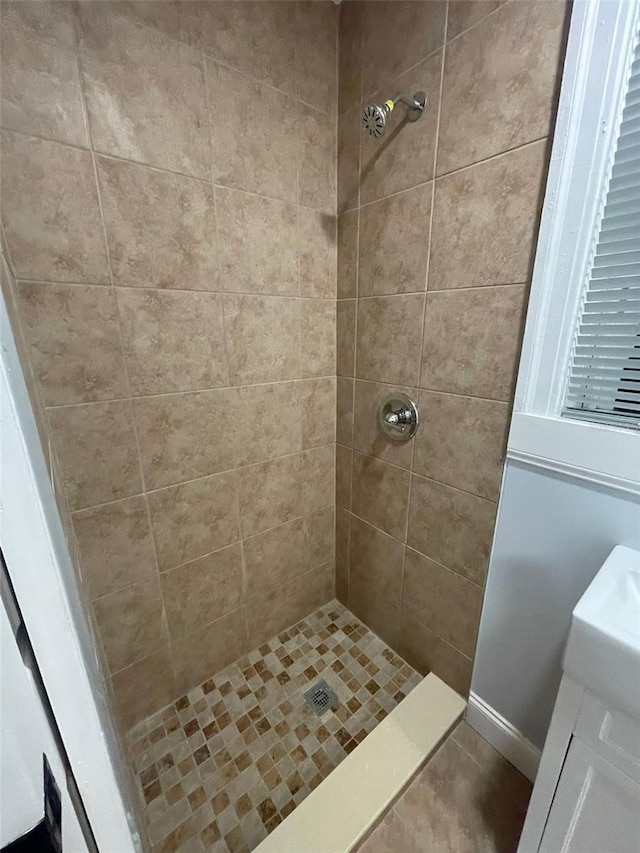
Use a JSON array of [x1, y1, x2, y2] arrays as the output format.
[[255, 673, 465, 852]]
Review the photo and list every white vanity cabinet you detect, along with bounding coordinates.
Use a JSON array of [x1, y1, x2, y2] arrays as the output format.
[[518, 676, 640, 853]]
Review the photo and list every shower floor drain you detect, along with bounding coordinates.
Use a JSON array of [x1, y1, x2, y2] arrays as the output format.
[[303, 679, 338, 716]]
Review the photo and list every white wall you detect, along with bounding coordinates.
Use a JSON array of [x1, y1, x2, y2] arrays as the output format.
[[472, 460, 640, 751]]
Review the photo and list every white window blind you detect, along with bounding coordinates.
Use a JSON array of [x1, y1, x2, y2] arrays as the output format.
[[562, 23, 640, 430]]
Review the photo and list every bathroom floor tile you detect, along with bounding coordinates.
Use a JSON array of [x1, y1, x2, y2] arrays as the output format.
[[127, 600, 421, 852]]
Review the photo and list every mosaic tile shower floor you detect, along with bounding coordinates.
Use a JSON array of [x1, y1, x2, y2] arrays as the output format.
[[128, 601, 422, 853]]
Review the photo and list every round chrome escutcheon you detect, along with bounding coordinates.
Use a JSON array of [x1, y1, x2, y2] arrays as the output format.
[[377, 392, 419, 442]]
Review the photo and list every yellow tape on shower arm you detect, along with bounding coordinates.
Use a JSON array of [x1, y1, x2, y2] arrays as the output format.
[[384, 99, 395, 112]]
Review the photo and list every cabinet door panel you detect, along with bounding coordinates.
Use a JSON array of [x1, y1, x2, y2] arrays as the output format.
[[540, 738, 640, 853]]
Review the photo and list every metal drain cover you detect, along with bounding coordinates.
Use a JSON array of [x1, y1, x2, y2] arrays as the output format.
[[303, 679, 338, 716]]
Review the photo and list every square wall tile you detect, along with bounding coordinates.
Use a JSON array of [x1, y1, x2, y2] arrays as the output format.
[[359, 184, 432, 296], [300, 377, 336, 449], [360, 0, 446, 95], [339, 2, 363, 115], [77, 3, 209, 177], [298, 101, 336, 214], [224, 294, 301, 386], [429, 141, 547, 290], [148, 472, 240, 571], [244, 518, 306, 600], [134, 390, 235, 490], [97, 158, 218, 291], [237, 453, 303, 538], [161, 544, 244, 639], [336, 507, 351, 565], [172, 609, 249, 695], [216, 189, 298, 296], [206, 60, 297, 202], [0, 1, 88, 147], [446, 1, 505, 41], [295, 1, 338, 117], [403, 548, 482, 657], [336, 377, 354, 447], [93, 576, 168, 673], [299, 207, 337, 299], [72, 496, 157, 600], [301, 300, 336, 378], [337, 107, 361, 215], [420, 285, 526, 401], [398, 616, 472, 696], [302, 445, 336, 514], [359, 51, 443, 204], [336, 445, 353, 510], [305, 505, 335, 570], [337, 300, 356, 378], [231, 382, 300, 468], [116, 288, 228, 395], [413, 392, 509, 501], [1, 131, 109, 283], [356, 294, 425, 386], [407, 475, 496, 585], [351, 452, 410, 540], [48, 400, 142, 510], [437, 0, 566, 174], [350, 515, 404, 607], [17, 282, 127, 406], [348, 572, 400, 650], [337, 211, 358, 299], [111, 646, 176, 730]]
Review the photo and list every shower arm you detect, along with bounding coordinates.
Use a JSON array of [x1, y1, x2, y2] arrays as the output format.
[[393, 93, 425, 114]]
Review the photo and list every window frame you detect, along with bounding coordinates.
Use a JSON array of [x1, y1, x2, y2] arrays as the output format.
[[509, 0, 640, 495]]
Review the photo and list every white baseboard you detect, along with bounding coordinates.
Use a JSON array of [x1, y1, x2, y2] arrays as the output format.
[[466, 692, 541, 783]]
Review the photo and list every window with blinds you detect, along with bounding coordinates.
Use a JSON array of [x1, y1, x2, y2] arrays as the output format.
[[562, 24, 640, 430]]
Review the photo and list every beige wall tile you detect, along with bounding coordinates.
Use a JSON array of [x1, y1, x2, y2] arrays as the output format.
[[430, 142, 547, 290], [352, 452, 410, 540], [420, 285, 526, 401], [353, 380, 416, 469], [148, 472, 240, 571], [301, 299, 336, 378], [447, 0, 506, 42], [172, 608, 249, 695], [337, 299, 356, 378], [298, 101, 336, 214], [403, 548, 482, 657], [336, 444, 353, 510], [0, 1, 88, 147], [232, 382, 300, 468], [336, 377, 354, 447], [116, 288, 228, 396], [304, 505, 336, 570], [202, 1, 296, 96], [48, 400, 142, 510], [338, 2, 363, 115], [407, 475, 496, 585], [161, 543, 244, 639], [337, 210, 358, 299], [73, 496, 157, 600], [237, 452, 303, 538], [356, 294, 425, 386], [300, 377, 336, 449], [94, 576, 168, 673], [336, 560, 349, 605], [360, 1, 446, 95], [336, 507, 351, 566], [216, 188, 298, 296], [295, 2, 338, 117], [350, 516, 404, 607], [77, 3, 209, 178], [360, 51, 443, 204], [1, 131, 109, 283], [338, 107, 361, 214], [348, 572, 400, 649], [244, 517, 306, 600], [359, 185, 432, 296], [437, 0, 566, 174], [224, 294, 301, 385], [207, 59, 297, 202], [302, 445, 336, 514], [414, 391, 509, 501], [97, 157, 218, 291], [299, 207, 337, 299], [134, 390, 235, 490], [398, 615, 472, 695], [17, 282, 127, 406], [111, 646, 176, 730]]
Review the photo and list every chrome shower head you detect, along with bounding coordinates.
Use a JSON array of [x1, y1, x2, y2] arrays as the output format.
[[362, 91, 427, 139]]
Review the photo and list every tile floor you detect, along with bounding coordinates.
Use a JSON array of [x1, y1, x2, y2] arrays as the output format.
[[357, 720, 533, 853], [128, 601, 422, 853]]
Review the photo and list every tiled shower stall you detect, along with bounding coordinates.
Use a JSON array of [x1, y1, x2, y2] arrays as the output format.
[[0, 0, 567, 849]]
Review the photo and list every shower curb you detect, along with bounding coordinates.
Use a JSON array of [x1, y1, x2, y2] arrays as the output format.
[[254, 673, 465, 853]]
